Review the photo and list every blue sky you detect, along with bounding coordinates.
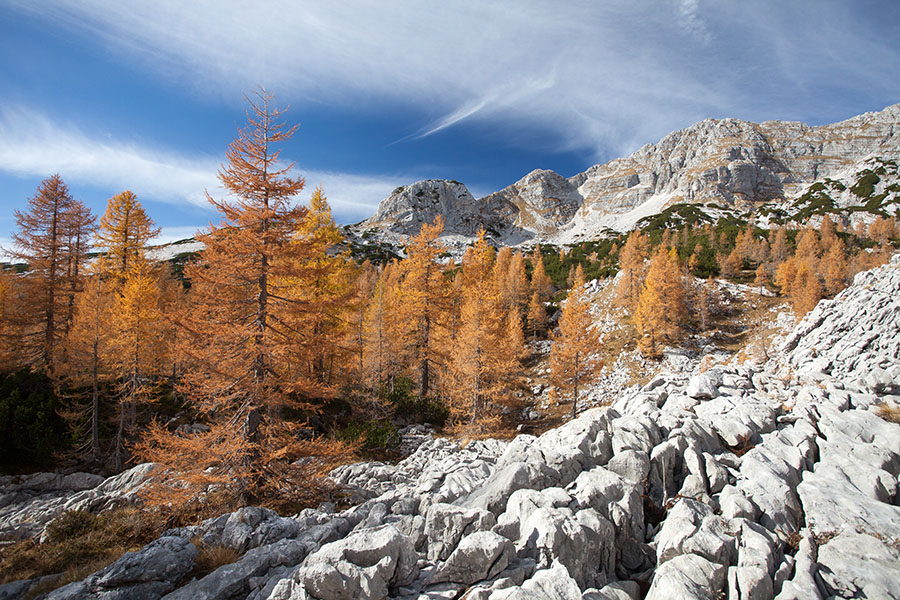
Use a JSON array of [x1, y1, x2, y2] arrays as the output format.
[[1, 0, 899, 246]]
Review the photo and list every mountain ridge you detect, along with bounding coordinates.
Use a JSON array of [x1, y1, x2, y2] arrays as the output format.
[[356, 102, 900, 246]]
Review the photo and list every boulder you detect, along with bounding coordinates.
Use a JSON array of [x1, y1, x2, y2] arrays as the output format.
[[645, 553, 727, 600], [428, 531, 514, 585], [47, 536, 197, 600]]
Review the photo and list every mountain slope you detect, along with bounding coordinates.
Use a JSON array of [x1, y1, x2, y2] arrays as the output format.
[[15, 255, 899, 599]]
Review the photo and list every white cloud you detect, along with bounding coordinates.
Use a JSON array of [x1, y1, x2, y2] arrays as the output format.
[[7, 1, 735, 159], [5, 1, 899, 167], [675, 0, 712, 44], [0, 105, 220, 207], [0, 106, 411, 223]]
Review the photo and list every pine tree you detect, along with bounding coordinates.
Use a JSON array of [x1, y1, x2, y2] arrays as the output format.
[[95, 191, 160, 281], [633, 247, 687, 357], [549, 280, 602, 419]]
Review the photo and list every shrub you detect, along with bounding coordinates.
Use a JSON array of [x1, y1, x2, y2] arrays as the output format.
[[379, 376, 450, 426], [0, 370, 70, 467], [339, 420, 401, 451]]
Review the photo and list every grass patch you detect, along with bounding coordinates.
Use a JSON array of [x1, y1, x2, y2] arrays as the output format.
[[0, 508, 162, 595], [875, 404, 900, 424], [184, 538, 241, 582]]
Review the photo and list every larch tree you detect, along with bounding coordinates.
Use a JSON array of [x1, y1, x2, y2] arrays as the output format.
[[137, 90, 336, 506], [399, 216, 450, 398], [10, 175, 94, 373], [529, 245, 552, 303], [279, 187, 356, 393], [450, 231, 507, 427], [633, 247, 687, 357], [363, 261, 405, 390], [549, 265, 602, 419], [59, 259, 116, 460], [754, 264, 768, 294], [615, 231, 649, 314], [526, 290, 547, 340], [822, 237, 848, 296], [95, 190, 160, 282], [505, 251, 528, 312], [110, 260, 166, 470], [351, 261, 377, 388], [768, 227, 789, 275]]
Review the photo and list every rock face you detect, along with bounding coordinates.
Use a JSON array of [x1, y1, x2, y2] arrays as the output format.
[[357, 103, 900, 245], [6, 255, 900, 600], [359, 179, 527, 245]]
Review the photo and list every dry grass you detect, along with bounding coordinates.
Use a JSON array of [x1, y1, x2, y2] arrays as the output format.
[[185, 538, 241, 581], [0, 508, 162, 597], [875, 404, 900, 424]]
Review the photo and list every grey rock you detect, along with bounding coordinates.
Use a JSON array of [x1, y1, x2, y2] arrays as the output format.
[[816, 530, 900, 599], [47, 536, 196, 600], [655, 499, 736, 566], [645, 553, 727, 600], [488, 561, 582, 600], [429, 531, 514, 585], [424, 502, 496, 562], [287, 524, 416, 600]]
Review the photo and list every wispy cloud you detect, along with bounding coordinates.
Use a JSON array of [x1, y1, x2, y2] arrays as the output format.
[[0, 106, 411, 223], [0, 105, 220, 207], [675, 0, 712, 44], [6, 1, 900, 164]]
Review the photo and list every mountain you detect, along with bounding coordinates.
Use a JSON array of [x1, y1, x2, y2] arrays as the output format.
[[356, 103, 900, 246]]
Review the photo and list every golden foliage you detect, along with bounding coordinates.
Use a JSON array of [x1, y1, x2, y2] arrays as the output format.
[[549, 281, 603, 419], [615, 231, 649, 314], [634, 247, 687, 357]]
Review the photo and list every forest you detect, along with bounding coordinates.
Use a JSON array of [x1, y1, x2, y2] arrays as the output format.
[[1, 91, 897, 517]]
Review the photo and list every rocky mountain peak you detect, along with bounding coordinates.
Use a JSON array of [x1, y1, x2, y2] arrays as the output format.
[[360, 103, 900, 247]]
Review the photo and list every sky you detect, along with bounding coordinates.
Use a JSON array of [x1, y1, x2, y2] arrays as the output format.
[[1, 0, 899, 247]]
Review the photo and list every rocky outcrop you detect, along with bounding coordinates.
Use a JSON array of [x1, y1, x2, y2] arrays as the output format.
[[358, 180, 528, 246], [6, 256, 900, 599], [358, 103, 900, 246], [0, 462, 154, 541]]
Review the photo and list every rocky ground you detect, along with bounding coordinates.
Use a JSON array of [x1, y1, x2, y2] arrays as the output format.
[[2, 256, 900, 600]]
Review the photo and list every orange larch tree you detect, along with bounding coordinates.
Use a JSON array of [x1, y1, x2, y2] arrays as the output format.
[[449, 231, 509, 427], [549, 265, 602, 418], [399, 216, 451, 398], [137, 90, 343, 506], [615, 231, 649, 314], [634, 247, 688, 357], [10, 175, 94, 373], [95, 190, 161, 281], [529, 245, 553, 303]]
